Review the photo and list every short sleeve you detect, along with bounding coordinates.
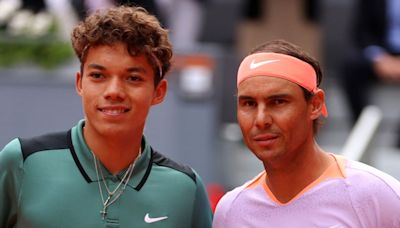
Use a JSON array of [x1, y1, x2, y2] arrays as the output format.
[[191, 171, 212, 228], [0, 139, 24, 227]]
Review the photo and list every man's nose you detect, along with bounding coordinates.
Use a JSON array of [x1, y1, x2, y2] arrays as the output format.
[[255, 107, 272, 129], [104, 77, 126, 101]]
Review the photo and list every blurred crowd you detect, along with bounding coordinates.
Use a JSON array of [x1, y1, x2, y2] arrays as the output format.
[[0, 0, 262, 48], [340, 0, 400, 148]]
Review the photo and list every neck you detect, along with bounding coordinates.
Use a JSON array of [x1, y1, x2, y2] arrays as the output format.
[[84, 127, 142, 175], [264, 143, 333, 203]]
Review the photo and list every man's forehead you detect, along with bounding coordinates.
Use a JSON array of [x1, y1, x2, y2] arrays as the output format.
[[238, 76, 302, 92], [237, 76, 305, 100]]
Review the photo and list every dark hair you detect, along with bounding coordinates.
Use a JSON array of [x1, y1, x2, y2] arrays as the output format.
[[250, 39, 324, 132], [71, 6, 173, 86]]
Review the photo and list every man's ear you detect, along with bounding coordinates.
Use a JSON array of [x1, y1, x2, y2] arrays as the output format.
[[75, 71, 83, 96], [309, 89, 325, 120], [152, 79, 168, 105]]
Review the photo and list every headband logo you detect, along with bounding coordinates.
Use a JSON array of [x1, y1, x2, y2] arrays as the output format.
[[249, 59, 280, 70]]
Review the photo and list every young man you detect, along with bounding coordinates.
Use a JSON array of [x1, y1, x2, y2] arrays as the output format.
[[213, 40, 400, 227], [0, 6, 212, 227]]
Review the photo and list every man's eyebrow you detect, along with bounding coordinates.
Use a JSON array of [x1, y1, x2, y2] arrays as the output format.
[[237, 95, 254, 102], [238, 93, 291, 101], [126, 66, 147, 73], [86, 64, 147, 73], [237, 95, 254, 100], [267, 93, 291, 99], [87, 63, 106, 70]]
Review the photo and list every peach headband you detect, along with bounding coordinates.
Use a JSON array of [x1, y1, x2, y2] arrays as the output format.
[[237, 52, 328, 117]]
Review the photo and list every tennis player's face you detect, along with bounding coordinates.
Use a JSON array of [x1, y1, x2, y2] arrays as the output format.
[[75, 42, 166, 137], [237, 76, 316, 166]]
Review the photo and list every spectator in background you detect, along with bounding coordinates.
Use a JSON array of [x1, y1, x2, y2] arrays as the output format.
[[156, 0, 206, 49], [213, 39, 400, 227], [70, 0, 163, 23], [70, 0, 203, 48], [340, 0, 400, 147], [0, 0, 53, 36], [18, 0, 46, 13]]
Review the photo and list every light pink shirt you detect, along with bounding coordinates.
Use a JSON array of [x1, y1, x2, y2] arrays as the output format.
[[213, 155, 400, 228]]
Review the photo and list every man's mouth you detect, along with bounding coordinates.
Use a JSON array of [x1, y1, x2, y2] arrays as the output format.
[[253, 133, 278, 141], [99, 107, 129, 115], [252, 133, 279, 146]]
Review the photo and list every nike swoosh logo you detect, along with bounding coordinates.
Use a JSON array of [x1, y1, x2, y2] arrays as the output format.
[[249, 59, 280, 69], [144, 213, 168, 223]]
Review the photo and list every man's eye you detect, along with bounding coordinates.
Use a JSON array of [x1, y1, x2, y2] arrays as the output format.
[[127, 75, 142, 81], [242, 100, 256, 107], [273, 99, 286, 105], [89, 73, 103, 79]]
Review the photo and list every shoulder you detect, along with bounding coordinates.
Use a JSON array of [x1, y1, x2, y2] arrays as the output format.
[[151, 149, 198, 184], [344, 158, 400, 224], [0, 138, 24, 171], [213, 173, 263, 226], [214, 185, 245, 212], [149, 149, 211, 215], [344, 159, 400, 197], [18, 130, 71, 161], [1, 130, 71, 171]]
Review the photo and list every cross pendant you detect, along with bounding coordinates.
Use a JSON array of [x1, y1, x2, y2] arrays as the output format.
[[100, 195, 111, 220], [100, 208, 107, 220]]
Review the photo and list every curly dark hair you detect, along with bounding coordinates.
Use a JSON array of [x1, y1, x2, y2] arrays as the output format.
[[71, 5, 173, 85]]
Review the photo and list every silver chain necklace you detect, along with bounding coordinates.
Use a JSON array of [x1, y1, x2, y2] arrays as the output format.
[[91, 147, 141, 220]]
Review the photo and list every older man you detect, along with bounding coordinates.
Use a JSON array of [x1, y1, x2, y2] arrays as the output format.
[[213, 39, 400, 227]]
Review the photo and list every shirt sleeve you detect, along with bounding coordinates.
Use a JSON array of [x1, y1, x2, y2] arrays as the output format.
[[0, 139, 24, 227], [212, 185, 244, 228], [212, 190, 231, 228], [347, 160, 400, 227], [374, 172, 400, 227], [190, 171, 212, 228], [363, 45, 387, 62]]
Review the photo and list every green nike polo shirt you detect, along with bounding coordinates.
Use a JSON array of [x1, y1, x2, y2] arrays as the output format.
[[0, 120, 212, 227]]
